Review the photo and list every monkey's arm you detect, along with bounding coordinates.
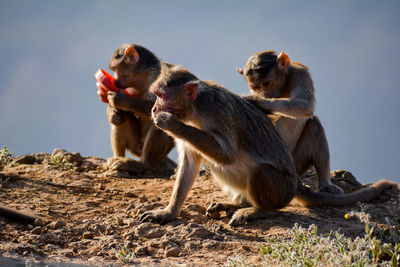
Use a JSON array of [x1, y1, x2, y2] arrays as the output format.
[[140, 149, 201, 223], [254, 87, 315, 119], [108, 91, 154, 118], [154, 112, 235, 165]]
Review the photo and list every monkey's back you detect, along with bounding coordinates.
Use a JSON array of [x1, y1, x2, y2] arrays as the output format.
[[195, 81, 296, 174]]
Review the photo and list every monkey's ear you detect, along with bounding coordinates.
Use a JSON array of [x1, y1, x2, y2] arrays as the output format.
[[277, 52, 290, 71], [184, 81, 199, 101], [236, 68, 244, 75], [124, 46, 139, 64]]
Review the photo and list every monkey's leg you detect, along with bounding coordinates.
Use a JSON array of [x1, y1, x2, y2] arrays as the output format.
[[106, 108, 147, 176], [140, 125, 176, 174], [293, 116, 343, 195], [229, 163, 297, 226]]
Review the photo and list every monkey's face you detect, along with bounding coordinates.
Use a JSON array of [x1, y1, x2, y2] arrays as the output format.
[[109, 45, 146, 95], [150, 68, 198, 121], [244, 66, 282, 98]]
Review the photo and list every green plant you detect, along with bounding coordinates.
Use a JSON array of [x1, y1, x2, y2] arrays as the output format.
[[50, 154, 76, 170], [115, 246, 136, 264], [225, 255, 252, 267], [0, 147, 13, 166]]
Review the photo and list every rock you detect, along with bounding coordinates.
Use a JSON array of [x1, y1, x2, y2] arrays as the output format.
[[49, 220, 66, 229], [14, 155, 36, 165], [38, 233, 57, 244], [135, 245, 149, 256], [188, 227, 211, 239], [115, 217, 124, 226], [34, 218, 46, 226], [30, 227, 43, 235], [165, 247, 181, 257], [51, 148, 84, 165], [242, 245, 251, 251], [135, 223, 165, 239], [125, 191, 137, 198], [96, 183, 105, 190], [82, 231, 94, 239]]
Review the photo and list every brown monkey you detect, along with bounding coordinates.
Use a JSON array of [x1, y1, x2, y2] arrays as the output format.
[[237, 50, 342, 194], [98, 44, 176, 176], [139, 66, 395, 226]]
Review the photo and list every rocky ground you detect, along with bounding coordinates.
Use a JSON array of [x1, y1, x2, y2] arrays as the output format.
[[0, 149, 398, 266]]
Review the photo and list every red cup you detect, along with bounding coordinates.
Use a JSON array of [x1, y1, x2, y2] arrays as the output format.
[[95, 69, 119, 92]]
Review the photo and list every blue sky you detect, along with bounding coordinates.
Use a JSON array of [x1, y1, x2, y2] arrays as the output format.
[[0, 1, 399, 183]]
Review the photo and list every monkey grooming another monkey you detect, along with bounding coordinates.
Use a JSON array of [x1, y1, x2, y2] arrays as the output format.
[[139, 66, 395, 226], [237, 50, 342, 194], [97, 44, 176, 176]]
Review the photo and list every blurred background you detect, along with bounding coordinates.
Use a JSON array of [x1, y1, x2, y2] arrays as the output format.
[[0, 1, 399, 183]]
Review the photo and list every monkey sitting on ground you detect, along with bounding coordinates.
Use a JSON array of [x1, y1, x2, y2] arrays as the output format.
[[97, 44, 176, 176], [237, 50, 342, 194], [139, 66, 395, 226]]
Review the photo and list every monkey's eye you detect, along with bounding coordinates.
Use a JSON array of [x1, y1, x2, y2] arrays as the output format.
[[262, 81, 270, 87]]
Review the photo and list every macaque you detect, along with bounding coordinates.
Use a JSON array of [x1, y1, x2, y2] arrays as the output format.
[[97, 44, 176, 176], [140, 66, 395, 226], [237, 50, 342, 194]]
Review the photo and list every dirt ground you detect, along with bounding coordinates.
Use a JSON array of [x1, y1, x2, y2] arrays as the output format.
[[0, 149, 398, 266]]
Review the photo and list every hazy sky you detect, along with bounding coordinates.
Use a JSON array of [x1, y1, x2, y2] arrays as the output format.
[[0, 1, 399, 183]]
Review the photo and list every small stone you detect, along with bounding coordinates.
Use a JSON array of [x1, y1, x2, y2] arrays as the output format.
[[135, 223, 165, 239], [165, 247, 181, 257], [115, 217, 124, 226], [15, 155, 36, 164], [34, 218, 45, 226], [242, 245, 251, 251], [135, 245, 149, 256], [49, 220, 66, 229], [97, 183, 105, 190], [125, 191, 137, 197], [188, 227, 211, 239], [31, 226, 43, 235], [139, 196, 148, 202], [82, 231, 94, 239]]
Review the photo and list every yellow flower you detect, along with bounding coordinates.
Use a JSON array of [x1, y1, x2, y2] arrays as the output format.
[[344, 214, 349, 219]]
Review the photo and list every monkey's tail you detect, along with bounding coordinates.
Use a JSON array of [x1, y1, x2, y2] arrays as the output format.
[[295, 179, 397, 207]]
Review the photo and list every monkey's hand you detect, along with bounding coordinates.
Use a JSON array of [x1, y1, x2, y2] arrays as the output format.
[[107, 106, 125, 125], [107, 91, 128, 110], [243, 95, 273, 114], [140, 208, 176, 225], [153, 112, 179, 131]]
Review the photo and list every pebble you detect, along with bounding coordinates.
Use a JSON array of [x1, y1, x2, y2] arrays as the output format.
[[125, 191, 137, 198], [165, 247, 181, 257], [34, 218, 46, 226], [188, 228, 211, 239], [135, 223, 165, 239], [30, 227, 43, 235], [49, 220, 66, 229], [82, 231, 94, 239], [115, 217, 124, 226]]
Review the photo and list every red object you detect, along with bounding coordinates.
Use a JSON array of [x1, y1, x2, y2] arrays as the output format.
[[95, 69, 119, 92]]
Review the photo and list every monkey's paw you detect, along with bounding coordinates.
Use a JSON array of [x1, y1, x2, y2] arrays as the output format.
[[319, 184, 344, 195], [107, 91, 128, 110], [140, 209, 176, 225], [153, 112, 177, 130], [229, 209, 251, 226], [206, 202, 238, 218]]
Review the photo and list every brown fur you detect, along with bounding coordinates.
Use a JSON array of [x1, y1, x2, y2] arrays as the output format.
[[139, 66, 395, 226], [104, 44, 176, 176], [239, 50, 341, 193]]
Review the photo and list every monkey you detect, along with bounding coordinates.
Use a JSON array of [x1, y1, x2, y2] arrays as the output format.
[[237, 50, 342, 194], [139, 66, 395, 226], [97, 44, 176, 176]]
